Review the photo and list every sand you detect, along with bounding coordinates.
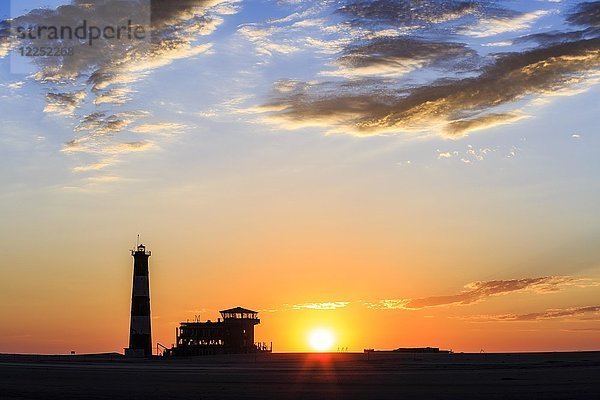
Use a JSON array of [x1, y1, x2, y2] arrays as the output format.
[[1, 351, 599, 399]]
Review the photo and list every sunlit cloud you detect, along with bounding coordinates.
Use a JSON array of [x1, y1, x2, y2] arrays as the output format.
[[445, 112, 529, 137], [264, 38, 600, 137], [131, 122, 189, 134], [436, 145, 506, 163], [365, 276, 592, 310], [72, 160, 113, 172], [291, 302, 350, 310], [44, 91, 86, 116], [2, 0, 599, 172], [363, 299, 410, 310], [0, 0, 237, 164], [87, 175, 122, 183], [74, 111, 150, 135], [3, 81, 25, 90], [63, 140, 155, 155], [407, 277, 581, 309], [252, 0, 600, 138], [237, 25, 302, 57], [466, 306, 600, 322], [461, 10, 552, 38]]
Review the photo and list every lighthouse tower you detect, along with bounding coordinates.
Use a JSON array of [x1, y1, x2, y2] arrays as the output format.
[[125, 243, 152, 357]]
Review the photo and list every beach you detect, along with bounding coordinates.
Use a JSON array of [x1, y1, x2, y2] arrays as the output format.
[[1, 351, 599, 399]]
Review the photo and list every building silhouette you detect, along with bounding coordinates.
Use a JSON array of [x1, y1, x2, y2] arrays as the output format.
[[165, 307, 271, 356]]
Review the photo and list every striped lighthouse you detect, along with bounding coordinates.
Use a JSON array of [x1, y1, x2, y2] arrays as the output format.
[[126, 243, 152, 357]]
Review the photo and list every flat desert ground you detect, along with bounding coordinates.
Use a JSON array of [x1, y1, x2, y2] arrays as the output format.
[[1, 351, 599, 399]]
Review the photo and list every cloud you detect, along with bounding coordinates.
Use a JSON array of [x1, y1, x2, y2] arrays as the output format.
[[326, 37, 479, 78], [366, 276, 583, 310], [1, 0, 237, 166], [291, 301, 350, 310], [264, 37, 600, 137], [44, 91, 86, 116], [87, 175, 122, 183], [131, 122, 189, 134], [461, 10, 551, 38], [471, 306, 600, 321], [74, 111, 149, 135], [437, 145, 512, 162], [72, 160, 113, 172], [237, 25, 303, 57], [275, 275, 598, 315], [567, 1, 600, 27], [63, 139, 154, 155], [445, 112, 529, 136], [3, 81, 25, 90], [364, 299, 410, 310], [246, 0, 600, 138], [336, 0, 479, 26], [3, 0, 600, 156]]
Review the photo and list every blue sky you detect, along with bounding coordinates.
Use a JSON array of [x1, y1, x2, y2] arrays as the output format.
[[2, 1, 598, 196]]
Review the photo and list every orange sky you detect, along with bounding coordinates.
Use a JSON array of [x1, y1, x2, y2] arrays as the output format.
[[1, 0, 600, 355]]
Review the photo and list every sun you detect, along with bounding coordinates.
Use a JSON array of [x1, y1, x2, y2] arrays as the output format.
[[308, 328, 335, 352]]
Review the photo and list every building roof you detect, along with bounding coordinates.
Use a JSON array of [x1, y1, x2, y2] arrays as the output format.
[[219, 306, 258, 314]]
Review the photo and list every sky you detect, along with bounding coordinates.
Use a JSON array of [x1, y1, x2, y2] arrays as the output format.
[[0, 0, 599, 354]]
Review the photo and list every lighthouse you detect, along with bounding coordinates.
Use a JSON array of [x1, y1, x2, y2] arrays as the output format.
[[125, 243, 152, 357]]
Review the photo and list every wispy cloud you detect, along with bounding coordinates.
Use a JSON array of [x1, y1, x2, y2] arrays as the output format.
[[436, 144, 521, 163], [365, 276, 588, 310], [72, 160, 113, 172], [446, 112, 529, 137], [63, 140, 154, 155], [291, 301, 350, 310], [467, 306, 600, 322], [131, 122, 189, 134], [461, 10, 552, 38], [363, 299, 410, 310]]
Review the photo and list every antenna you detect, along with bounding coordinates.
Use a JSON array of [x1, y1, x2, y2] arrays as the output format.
[[137, 234, 140, 247]]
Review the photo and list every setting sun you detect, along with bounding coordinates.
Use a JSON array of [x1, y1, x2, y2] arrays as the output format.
[[308, 328, 335, 352]]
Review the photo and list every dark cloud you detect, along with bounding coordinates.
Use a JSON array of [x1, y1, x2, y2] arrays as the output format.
[[44, 91, 86, 115], [74, 111, 149, 135], [265, 37, 600, 136], [515, 2, 600, 47], [0, 0, 235, 169], [336, 0, 481, 26], [567, 1, 600, 27], [258, 0, 600, 137], [514, 29, 599, 47], [333, 37, 480, 76]]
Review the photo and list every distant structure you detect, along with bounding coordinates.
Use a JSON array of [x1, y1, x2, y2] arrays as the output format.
[[125, 244, 152, 357], [364, 347, 452, 354], [394, 347, 451, 354], [165, 307, 272, 356]]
